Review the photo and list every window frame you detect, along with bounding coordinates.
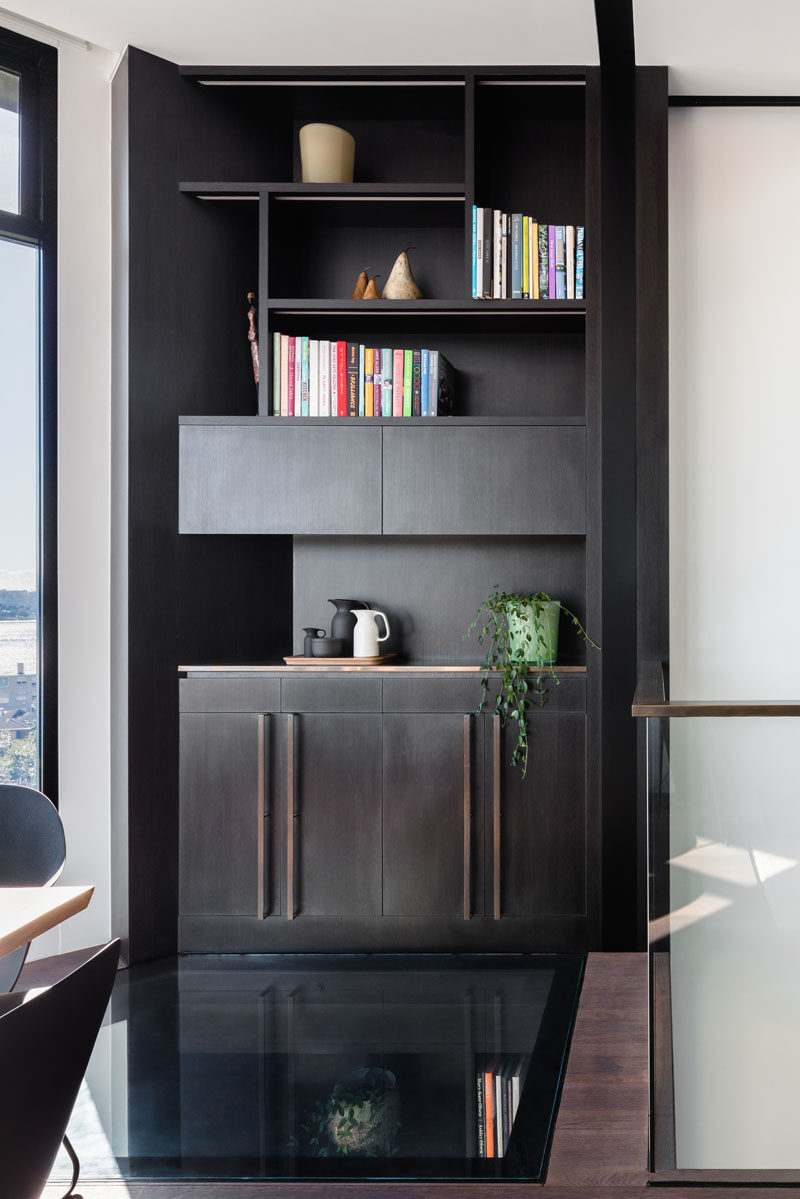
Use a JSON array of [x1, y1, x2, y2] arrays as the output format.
[[0, 26, 57, 802]]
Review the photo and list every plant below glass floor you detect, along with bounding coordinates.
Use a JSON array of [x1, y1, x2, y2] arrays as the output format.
[[466, 589, 600, 777]]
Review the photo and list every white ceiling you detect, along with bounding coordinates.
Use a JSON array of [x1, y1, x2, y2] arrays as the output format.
[[0, 0, 599, 67], [5, 0, 800, 94]]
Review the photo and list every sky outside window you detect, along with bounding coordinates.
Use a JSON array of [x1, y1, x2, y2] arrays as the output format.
[[0, 68, 20, 214]]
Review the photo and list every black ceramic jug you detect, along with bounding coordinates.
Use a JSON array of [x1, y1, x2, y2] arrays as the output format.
[[328, 598, 367, 655]]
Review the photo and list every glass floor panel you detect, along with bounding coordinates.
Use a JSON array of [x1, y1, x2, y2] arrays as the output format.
[[51, 953, 584, 1183]]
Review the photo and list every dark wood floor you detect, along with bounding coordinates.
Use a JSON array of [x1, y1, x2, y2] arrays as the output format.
[[31, 951, 785, 1198]]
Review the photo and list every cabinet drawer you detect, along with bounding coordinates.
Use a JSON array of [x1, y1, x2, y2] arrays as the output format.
[[179, 424, 382, 535], [281, 676, 381, 713], [484, 674, 586, 713], [382, 425, 586, 535], [180, 677, 281, 713], [382, 676, 481, 713]]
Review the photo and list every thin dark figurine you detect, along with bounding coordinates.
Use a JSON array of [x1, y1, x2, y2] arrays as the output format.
[[247, 291, 259, 384]]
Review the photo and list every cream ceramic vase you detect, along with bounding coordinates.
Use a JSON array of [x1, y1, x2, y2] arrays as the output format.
[[299, 123, 355, 183]]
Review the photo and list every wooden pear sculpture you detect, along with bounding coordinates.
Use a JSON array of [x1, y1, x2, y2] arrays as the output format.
[[382, 247, 423, 299], [363, 276, 381, 299], [350, 269, 369, 299]]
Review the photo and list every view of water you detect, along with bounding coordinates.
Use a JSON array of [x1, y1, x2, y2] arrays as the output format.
[[0, 618, 37, 675]]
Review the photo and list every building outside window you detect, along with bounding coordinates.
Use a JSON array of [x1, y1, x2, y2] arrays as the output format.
[[0, 28, 56, 793]]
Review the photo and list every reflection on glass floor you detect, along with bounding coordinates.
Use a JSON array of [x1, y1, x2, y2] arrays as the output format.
[[51, 953, 583, 1183]]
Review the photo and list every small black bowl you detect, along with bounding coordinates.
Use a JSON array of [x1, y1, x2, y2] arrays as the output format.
[[310, 637, 345, 658]]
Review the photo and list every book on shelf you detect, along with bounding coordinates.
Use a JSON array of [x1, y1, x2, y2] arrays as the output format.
[[272, 336, 455, 417], [473, 206, 584, 301], [272, 331, 280, 415], [475, 1054, 529, 1159]]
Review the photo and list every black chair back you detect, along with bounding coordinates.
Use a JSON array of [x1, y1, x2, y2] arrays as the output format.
[[0, 783, 66, 886], [0, 939, 120, 1199]]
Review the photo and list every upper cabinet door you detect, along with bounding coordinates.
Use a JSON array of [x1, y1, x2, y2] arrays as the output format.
[[382, 426, 585, 535], [179, 424, 382, 534]]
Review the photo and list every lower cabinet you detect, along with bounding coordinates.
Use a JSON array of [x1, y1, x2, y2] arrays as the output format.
[[289, 713, 382, 917], [179, 712, 265, 917], [382, 713, 483, 918], [485, 714, 587, 918], [178, 675, 591, 949]]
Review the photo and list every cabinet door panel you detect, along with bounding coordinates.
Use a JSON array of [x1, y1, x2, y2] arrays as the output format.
[[486, 714, 586, 916], [292, 714, 382, 916], [383, 714, 482, 917], [180, 713, 262, 916], [382, 426, 585, 535], [179, 424, 382, 534]]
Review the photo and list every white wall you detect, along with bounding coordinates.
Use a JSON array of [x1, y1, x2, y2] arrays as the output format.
[[29, 36, 117, 957], [668, 107, 800, 1166]]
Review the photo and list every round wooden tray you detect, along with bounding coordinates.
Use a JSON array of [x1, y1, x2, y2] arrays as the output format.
[[283, 653, 398, 666]]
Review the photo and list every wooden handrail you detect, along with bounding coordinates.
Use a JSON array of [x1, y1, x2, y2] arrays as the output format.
[[632, 660, 800, 718]]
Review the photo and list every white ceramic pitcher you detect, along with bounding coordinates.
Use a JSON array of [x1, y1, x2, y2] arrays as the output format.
[[351, 608, 391, 658]]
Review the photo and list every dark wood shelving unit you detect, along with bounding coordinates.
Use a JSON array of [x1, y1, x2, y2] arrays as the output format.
[[113, 49, 668, 964]]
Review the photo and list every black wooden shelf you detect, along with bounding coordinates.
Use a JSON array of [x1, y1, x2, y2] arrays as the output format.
[[267, 298, 586, 316], [179, 415, 586, 427], [180, 182, 466, 201]]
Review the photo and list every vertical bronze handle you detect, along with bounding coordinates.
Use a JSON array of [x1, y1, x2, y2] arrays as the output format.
[[493, 714, 501, 920], [257, 714, 269, 919], [463, 714, 471, 920], [286, 713, 296, 920]]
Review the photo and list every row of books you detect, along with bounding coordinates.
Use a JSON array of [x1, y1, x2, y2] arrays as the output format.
[[271, 333, 455, 417], [471, 207, 585, 301], [475, 1056, 527, 1159]]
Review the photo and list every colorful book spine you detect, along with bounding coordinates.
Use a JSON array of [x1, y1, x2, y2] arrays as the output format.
[[381, 347, 392, 416], [483, 207, 492, 298], [364, 346, 374, 418], [358, 344, 365, 417], [566, 226, 575, 300], [373, 347, 382, 416], [476, 207, 484, 299], [272, 331, 280, 415], [548, 226, 556, 299], [420, 348, 430, 418], [403, 348, 413, 417], [555, 225, 566, 299], [392, 348, 404, 416], [279, 334, 289, 416], [329, 340, 337, 416], [538, 223, 548, 299], [346, 342, 359, 417], [484, 1071, 495, 1158], [476, 1073, 485, 1158], [501, 213, 509, 299], [511, 212, 522, 299], [493, 210, 502, 299], [300, 335, 310, 416], [472, 204, 478, 299], [531, 219, 539, 299], [308, 338, 319, 416], [412, 349, 422, 417], [337, 340, 347, 416], [428, 348, 438, 415], [319, 338, 330, 416], [576, 226, 585, 299], [522, 215, 530, 299], [287, 336, 296, 417]]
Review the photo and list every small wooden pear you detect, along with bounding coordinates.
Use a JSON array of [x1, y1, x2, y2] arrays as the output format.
[[362, 276, 381, 299], [350, 269, 369, 299], [382, 247, 423, 300]]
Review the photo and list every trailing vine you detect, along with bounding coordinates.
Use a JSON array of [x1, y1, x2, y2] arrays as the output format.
[[466, 589, 599, 777]]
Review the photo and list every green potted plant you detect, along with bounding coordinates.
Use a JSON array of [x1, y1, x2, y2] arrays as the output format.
[[466, 589, 599, 776]]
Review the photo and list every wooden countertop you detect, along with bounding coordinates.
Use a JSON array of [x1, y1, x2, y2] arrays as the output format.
[[179, 663, 588, 674]]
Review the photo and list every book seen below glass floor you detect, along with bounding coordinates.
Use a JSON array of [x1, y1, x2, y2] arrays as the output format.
[[50, 953, 584, 1183]]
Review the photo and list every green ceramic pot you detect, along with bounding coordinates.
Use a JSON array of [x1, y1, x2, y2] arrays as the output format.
[[507, 600, 560, 666]]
